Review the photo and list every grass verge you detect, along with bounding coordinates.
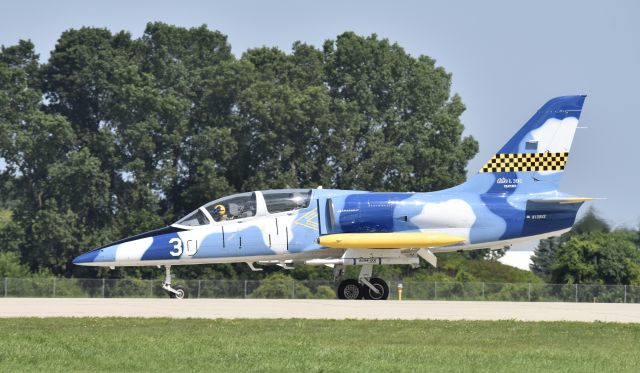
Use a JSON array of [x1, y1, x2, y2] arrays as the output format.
[[0, 318, 638, 372]]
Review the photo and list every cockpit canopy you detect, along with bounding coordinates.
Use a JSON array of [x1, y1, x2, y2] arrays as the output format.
[[175, 189, 312, 227]]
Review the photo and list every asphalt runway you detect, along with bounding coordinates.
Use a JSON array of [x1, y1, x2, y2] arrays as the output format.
[[1, 298, 639, 322]]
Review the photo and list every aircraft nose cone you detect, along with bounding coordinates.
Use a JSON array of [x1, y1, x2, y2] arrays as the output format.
[[73, 250, 100, 265], [73, 244, 118, 266]]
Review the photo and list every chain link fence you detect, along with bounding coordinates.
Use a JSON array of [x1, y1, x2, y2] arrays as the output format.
[[397, 281, 638, 303], [1, 277, 638, 303]]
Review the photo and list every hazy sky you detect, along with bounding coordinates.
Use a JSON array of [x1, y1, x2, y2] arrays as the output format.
[[1, 0, 638, 233]]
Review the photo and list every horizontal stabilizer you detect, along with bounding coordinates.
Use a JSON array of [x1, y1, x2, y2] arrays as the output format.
[[528, 197, 593, 204], [318, 232, 465, 249]]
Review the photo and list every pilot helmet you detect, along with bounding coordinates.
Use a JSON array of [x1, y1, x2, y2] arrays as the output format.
[[213, 204, 226, 216]]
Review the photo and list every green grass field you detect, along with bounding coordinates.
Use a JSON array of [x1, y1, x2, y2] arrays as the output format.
[[0, 318, 638, 372]]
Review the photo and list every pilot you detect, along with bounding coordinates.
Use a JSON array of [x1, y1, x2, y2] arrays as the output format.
[[212, 204, 227, 222]]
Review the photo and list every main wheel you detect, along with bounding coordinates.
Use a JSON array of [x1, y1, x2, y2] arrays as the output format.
[[169, 285, 189, 299], [337, 279, 362, 300], [362, 278, 389, 300]]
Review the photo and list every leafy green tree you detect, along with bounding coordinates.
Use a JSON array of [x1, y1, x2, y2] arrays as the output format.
[[531, 207, 610, 278], [47, 148, 111, 227], [0, 252, 30, 277], [322, 33, 478, 191], [530, 236, 561, 279], [463, 246, 509, 261], [233, 33, 479, 193], [0, 209, 10, 230], [0, 40, 89, 275], [314, 285, 336, 299], [250, 272, 312, 299], [435, 253, 542, 283], [571, 208, 611, 235], [454, 269, 477, 283], [137, 22, 241, 216], [551, 230, 640, 285]]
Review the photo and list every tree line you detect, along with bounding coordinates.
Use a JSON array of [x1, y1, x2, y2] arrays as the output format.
[[0, 23, 477, 278]]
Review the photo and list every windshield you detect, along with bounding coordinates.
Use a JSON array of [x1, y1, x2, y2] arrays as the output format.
[[176, 208, 210, 226]]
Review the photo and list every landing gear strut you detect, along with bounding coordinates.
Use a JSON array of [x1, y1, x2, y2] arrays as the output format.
[[336, 264, 389, 300], [162, 265, 189, 299], [362, 278, 389, 300]]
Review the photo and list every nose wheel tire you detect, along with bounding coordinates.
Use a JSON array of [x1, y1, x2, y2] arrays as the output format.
[[337, 279, 363, 300], [169, 285, 189, 299], [362, 278, 389, 300]]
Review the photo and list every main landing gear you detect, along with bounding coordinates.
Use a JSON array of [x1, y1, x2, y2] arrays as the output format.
[[162, 265, 189, 299], [335, 264, 389, 300]]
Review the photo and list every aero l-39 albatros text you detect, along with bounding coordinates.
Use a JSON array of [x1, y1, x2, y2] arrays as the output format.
[[74, 95, 592, 300]]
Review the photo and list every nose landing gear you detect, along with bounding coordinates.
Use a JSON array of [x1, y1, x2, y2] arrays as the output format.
[[162, 265, 189, 299]]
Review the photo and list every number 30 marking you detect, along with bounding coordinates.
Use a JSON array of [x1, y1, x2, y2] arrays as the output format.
[[169, 238, 198, 257]]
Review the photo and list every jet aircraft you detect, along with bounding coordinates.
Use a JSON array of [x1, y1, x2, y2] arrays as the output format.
[[74, 95, 591, 300]]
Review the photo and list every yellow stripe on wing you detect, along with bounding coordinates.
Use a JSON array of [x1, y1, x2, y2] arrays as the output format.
[[529, 197, 593, 204], [318, 232, 465, 249]]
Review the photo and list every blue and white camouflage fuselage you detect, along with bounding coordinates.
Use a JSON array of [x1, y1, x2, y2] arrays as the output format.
[[74, 95, 590, 269]]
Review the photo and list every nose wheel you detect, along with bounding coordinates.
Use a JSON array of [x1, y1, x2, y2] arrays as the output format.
[[169, 285, 189, 299], [162, 266, 189, 299]]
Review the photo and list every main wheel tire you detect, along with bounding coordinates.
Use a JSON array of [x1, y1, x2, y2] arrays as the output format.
[[337, 279, 363, 300], [169, 285, 189, 299], [362, 278, 389, 300]]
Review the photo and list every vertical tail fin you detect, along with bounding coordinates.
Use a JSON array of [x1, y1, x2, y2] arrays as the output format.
[[461, 95, 586, 194]]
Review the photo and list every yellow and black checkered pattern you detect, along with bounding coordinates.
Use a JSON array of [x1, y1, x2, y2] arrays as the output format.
[[480, 152, 569, 173]]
